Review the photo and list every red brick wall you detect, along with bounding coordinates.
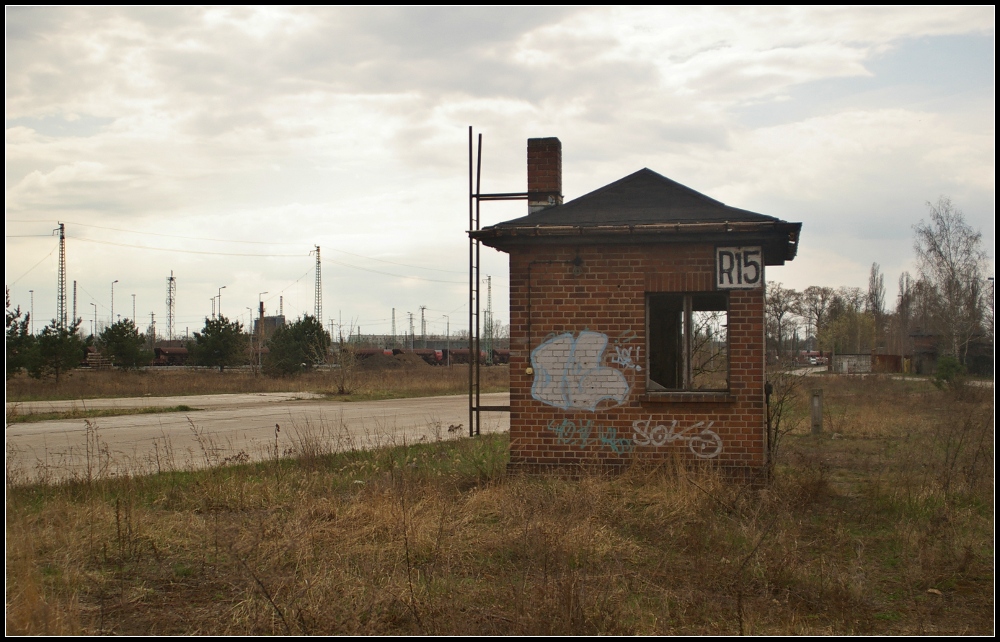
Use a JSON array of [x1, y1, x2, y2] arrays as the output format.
[[507, 242, 767, 475], [527, 138, 563, 212]]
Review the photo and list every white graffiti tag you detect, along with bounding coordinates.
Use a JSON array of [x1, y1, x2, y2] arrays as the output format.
[[531, 331, 632, 412], [632, 417, 723, 459], [612, 345, 642, 371]]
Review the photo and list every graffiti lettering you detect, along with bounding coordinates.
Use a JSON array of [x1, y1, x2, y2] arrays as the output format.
[[598, 425, 633, 455], [531, 331, 637, 411], [611, 344, 642, 371], [546, 419, 635, 456], [546, 417, 594, 448], [632, 417, 723, 459]]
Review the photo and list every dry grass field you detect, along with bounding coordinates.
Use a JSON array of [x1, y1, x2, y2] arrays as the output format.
[[5, 362, 509, 402], [5, 374, 993, 634]]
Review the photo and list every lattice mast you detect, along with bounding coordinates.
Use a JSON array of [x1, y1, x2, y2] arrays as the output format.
[[166, 271, 176, 340], [55, 223, 67, 328], [313, 245, 322, 321]]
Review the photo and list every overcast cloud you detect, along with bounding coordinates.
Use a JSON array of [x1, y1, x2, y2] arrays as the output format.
[[5, 6, 994, 337]]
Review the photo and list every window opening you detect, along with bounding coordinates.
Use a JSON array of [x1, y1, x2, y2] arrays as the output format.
[[648, 293, 729, 392]]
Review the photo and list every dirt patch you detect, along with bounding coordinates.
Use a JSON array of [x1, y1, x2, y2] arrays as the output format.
[[356, 353, 403, 370], [355, 352, 431, 370], [394, 352, 431, 368]]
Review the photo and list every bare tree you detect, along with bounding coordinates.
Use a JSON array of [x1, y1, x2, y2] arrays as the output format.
[[913, 197, 988, 363], [765, 283, 800, 363], [802, 286, 835, 348], [888, 271, 914, 355], [820, 288, 874, 355], [867, 262, 886, 349]]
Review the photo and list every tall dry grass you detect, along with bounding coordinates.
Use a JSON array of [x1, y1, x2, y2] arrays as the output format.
[[5, 364, 508, 402], [5, 375, 993, 634]]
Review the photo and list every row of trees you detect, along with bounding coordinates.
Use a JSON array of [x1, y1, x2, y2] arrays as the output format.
[[7, 285, 333, 379], [6, 293, 87, 382], [191, 314, 331, 376], [765, 198, 992, 372]]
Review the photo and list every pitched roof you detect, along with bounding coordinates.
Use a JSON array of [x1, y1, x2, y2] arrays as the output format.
[[472, 168, 802, 264], [494, 168, 780, 227]]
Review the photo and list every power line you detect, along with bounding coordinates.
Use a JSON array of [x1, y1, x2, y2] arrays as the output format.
[[325, 247, 464, 274], [63, 236, 464, 284], [12, 219, 465, 273], [67, 236, 306, 257], [9, 245, 57, 285], [77, 284, 109, 312], [10, 219, 304, 246], [321, 256, 464, 284], [5, 219, 465, 274]]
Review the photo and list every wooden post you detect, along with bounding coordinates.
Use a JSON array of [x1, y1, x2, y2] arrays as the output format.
[[811, 388, 823, 434]]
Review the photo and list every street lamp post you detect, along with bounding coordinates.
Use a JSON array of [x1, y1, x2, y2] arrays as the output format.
[[444, 315, 450, 367], [217, 285, 226, 319], [258, 292, 268, 371], [111, 280, 119, 326]]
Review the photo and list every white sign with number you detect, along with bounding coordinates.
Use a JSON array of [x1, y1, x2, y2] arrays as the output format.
[[716, 246, 762, 289]]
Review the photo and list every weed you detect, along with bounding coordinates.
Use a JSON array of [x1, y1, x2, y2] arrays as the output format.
[[5, 364, 510, 403], [5, 376, 993, 635]]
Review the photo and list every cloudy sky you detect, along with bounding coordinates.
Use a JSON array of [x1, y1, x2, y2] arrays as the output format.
[[5, 7, 995, 339]]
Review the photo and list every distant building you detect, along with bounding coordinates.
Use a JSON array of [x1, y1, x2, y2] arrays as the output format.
[[253, 315, 286, 340]]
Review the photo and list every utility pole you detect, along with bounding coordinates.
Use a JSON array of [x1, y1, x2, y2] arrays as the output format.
[[72, 280, 77, 331], [54, 223, 67, 328], [312, 245, 322, 321], [29, 290, 34, 335], [279, 296, 283, 316], [166, 271, 176, 340], [258, 292, 268, 372], [211, 297, 216, 320], [91, 302, 97, 338], [391, 308, 396, 349], [111, 279, 118, 326], [408, 312, 414, 350], [132, 294, 136, 322], [420, 305, 427, 348], [445, 315, 451, 366], [149, 312, 156, 351]]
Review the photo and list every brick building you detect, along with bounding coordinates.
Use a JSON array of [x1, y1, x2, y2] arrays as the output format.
[[472, 138, 801, 476]]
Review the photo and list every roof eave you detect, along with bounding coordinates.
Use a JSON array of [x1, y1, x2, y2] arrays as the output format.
[[470, 220, 801, 264]]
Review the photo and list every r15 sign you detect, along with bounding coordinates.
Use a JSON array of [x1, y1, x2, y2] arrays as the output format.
[[716, 246, 762, 289]]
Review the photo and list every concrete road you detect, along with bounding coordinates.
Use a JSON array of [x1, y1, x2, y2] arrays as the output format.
[[5, 393, 510, 484], [6, 391, 327, 415]]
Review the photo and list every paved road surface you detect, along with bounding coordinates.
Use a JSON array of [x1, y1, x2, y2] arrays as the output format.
[[6, 393, 510, 484], [6, 391, 327, 414]]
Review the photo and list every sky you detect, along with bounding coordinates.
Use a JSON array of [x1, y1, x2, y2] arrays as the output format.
[[5, 6, 995, 340]]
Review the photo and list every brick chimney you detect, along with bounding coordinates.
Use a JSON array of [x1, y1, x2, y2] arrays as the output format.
[[527, 137, 563, 214]]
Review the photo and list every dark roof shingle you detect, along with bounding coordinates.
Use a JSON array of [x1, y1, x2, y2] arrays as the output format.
[[472, 168, 802, 264], [489, 168, 779, 228]]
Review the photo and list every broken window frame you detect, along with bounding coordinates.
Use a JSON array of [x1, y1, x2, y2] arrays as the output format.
[[646, 292, 730, 393]]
